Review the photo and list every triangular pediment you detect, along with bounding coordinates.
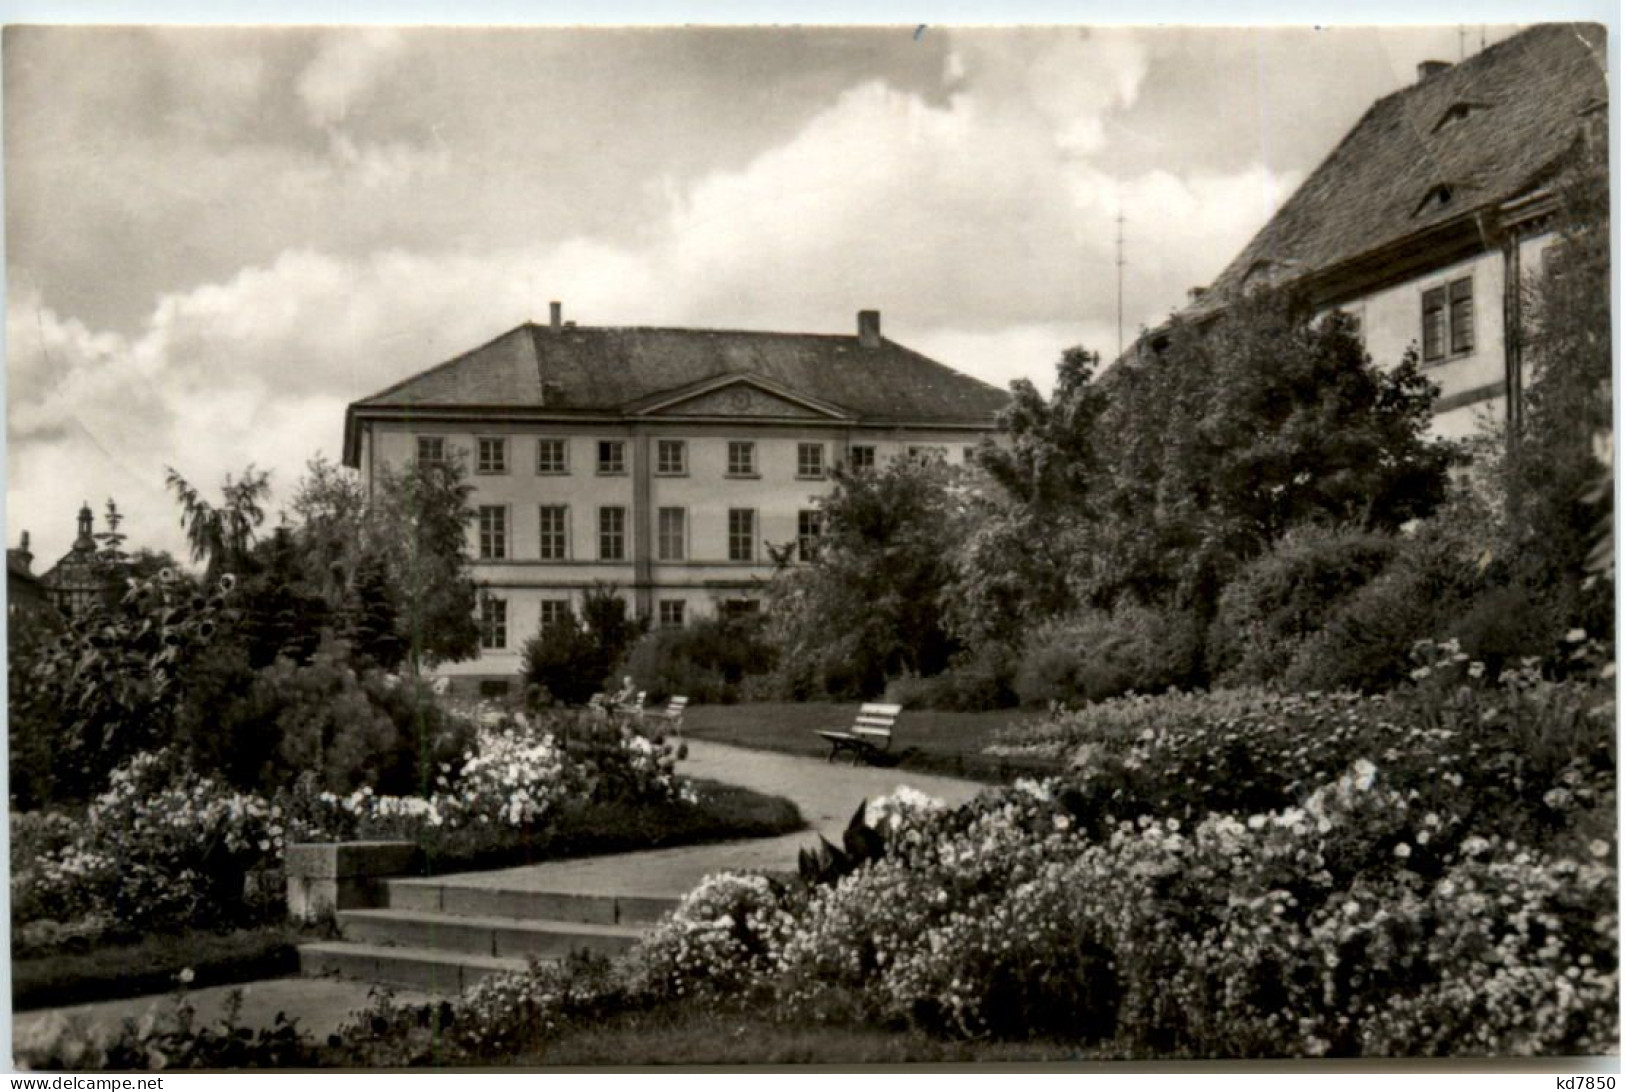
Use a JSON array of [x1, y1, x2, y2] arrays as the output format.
[[630, 374, 854, 420]]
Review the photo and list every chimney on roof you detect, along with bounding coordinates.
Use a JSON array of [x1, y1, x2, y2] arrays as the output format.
[[549, 301, 562, 332], [857, 309, 881, 349], [11, 531, 32, 574], [1417, 60, 1452, 82], [1187, 286, 1208, 304]]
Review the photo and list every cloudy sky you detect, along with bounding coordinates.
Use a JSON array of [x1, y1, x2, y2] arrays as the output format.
[[7, 20, 1530, 565]]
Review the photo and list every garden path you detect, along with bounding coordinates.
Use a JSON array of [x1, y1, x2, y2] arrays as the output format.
[[432, 738, 988, 896], [10, 979, 437, 1061]]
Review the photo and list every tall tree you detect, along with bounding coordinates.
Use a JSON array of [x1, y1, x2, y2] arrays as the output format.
[[1092, 290, 1450, 614], [366, 452, 480, 673], [1500, 140, 1612, 637], [951, 287, 1455, 679], [165, 465, 270, 580], [347, 553, 406, 672], [948, 349, 1108, 647], [767, 457, 965, 697], [289, 455, 369, 606]]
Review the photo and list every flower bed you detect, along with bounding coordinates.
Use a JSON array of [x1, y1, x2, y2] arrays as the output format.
[[321, 649, 1614, 1063], [12, 709, 693, 951], [19, 647, 1616, 1066]]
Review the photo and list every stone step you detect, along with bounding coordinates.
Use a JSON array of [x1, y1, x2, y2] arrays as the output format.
[[385, 879, 679, 927], [338, 908, 646, 961], [299, 941, 530, 993]]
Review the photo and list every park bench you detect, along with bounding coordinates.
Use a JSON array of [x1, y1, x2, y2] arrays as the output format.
[[615, 690, 647, 718], [815, 703, 902, 765], [654, 695, 689, 735]]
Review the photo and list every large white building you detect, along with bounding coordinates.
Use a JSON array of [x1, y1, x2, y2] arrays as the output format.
[[343, 306, 1008, 687], [1158, 23, 1607, 441]]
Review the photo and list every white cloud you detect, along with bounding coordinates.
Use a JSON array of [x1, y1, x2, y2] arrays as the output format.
[[296, 29, 405, 128], [8, 29, 1302, 567], [901, 321, 1119, 398]]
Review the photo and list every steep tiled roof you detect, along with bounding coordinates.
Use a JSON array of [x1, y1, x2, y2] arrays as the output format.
[[1197, 23, 1607, 309], [353, 323, 1009, 424]]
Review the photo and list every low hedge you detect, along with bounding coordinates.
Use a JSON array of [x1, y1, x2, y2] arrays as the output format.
[[12, 925, 309, 1013], [413, 778, 804, 875]]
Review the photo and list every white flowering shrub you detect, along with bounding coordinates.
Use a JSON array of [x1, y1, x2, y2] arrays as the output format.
[[560, 714, 694, 806], [1349, 852, 1618, 1057], [15, 750, 286, 934], [730, 741, 1614, 1058], [447, 722, 572, 828], [629, 872, 801, 1002], [280, 713, 691, 847], [312, 950, 627, 1068], [15, 709, 696, 939], [779, 783, 1083, 1020]]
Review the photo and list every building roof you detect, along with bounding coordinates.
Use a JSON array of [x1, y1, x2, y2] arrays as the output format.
[[1194, 22, 1606, 312], [7, 550, 42, 588], [350, 321, 1009, 429]]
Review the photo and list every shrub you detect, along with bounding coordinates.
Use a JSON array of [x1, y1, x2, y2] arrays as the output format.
[[522, 586, 644, 707], [10, 569, 237, 804], [620, 616, 775, 704], [280, 710, 693, 848], [883, 646, 1017, 712], [1283, 494, 1498, 692], [991, 654, 1615, 857], [1208, 525, 1398, 686], [170, 642, 269, 790], [263, 650, 403, 796], [628, 872, 802, 1003], [881, 673, 940, 710], [1447, 582, 1567, 680], [181, 643, 475, 798], [522, 612, 605, 706], [767, 750, 1616, 1056], [14, 751, 285, 936], [7, 608, 68, 810], [360, 670, 476, 797], [1014, 603, 1199, 707]]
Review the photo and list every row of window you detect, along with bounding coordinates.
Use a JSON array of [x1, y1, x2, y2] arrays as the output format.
[[478, 595, 758, 649], [476, 505, 824, 563], [422, 436, 973, 476]]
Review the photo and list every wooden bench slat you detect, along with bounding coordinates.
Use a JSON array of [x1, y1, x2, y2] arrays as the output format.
[[815, 703, 904, 764]]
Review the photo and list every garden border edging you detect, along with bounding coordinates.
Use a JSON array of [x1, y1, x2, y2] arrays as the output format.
[[286, 841, 418, 922]]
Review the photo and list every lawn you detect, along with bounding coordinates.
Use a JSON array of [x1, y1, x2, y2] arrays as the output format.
[[520, 1001, 1106, 1066], [680, 702, 1059, 782]]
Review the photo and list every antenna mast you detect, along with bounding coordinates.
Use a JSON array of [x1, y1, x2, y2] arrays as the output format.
[[1115, 207, 1126, 362]]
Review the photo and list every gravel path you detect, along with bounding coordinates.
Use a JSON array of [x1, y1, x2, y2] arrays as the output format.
[[11, 978, 436, 1063], [438, 738, 988, 896]]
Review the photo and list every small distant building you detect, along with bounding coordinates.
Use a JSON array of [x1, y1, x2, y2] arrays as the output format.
[[40, 503, 122, 617], [7, 531, 51, 618]]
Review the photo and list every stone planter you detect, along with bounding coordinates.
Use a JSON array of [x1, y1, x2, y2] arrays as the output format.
[[285, 841, 419, 922]]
